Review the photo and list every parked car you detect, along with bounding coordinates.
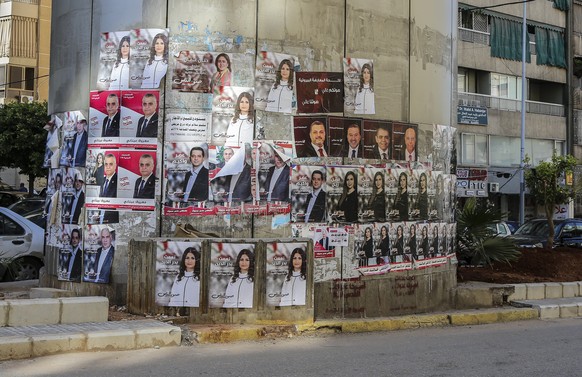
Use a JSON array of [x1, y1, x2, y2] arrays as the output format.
[[8, 197, 46, 217], [0, 191, 27, 208], [486, 221, 512, 237], [507, 218, 582, 248], [0, 207, 44, 281], [505, 221, 520, 234]]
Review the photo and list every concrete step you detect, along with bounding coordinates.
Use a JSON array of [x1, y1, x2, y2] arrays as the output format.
[[0, 320, 181, 360], [0, 297, 109, 326], [512, 297, 582, 319]]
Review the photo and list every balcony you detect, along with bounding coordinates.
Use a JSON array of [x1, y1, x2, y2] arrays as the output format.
[[458, 92, 565, 117]]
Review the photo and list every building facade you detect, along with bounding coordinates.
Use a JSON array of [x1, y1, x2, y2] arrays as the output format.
[[0, 0, 51, 103], [456, 0, 572, 220]]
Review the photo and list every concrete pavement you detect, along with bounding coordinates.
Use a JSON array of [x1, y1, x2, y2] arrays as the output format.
[[0, 280, 581, 360]]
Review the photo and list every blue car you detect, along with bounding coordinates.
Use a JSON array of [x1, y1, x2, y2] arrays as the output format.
[[507, 218, 582, 248]]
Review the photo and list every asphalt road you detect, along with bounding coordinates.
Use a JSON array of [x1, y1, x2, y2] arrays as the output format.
[[2, 318, 581, 377]]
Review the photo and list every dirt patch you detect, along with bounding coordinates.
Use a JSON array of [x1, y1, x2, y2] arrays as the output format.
[[458, 247, 582, 284]]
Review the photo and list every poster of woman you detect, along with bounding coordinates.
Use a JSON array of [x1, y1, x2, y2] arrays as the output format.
[[254, 52, 298, 114], [211, 86, 255, 146], [129, 28, 169, 89], [343, 58, 375, 115], [96, 31, 130, 91], [209, 242, 256, 309], [155, 241, 202, 307], [265, 242, 308, 307], [359, 167, 387, 223], [326, 166, 359, 224]]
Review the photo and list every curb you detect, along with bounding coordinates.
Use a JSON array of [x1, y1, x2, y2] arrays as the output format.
[[189, 307, 538, 343], [0, 320, 181, 361]]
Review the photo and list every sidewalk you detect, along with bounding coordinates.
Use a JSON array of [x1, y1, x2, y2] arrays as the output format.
[[0, 280, 581, 360]]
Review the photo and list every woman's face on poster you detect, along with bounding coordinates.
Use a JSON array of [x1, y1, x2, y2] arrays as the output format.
[[121, 40, 130, 59], [239, 254, 250, 273], [365, 228, 371, 239], [184, 252, 196, 272], [410, 225, 416, 236], [239, 96, 250, 115], [154, 37, 165, 56], [397, 226, 403, 237], [399, 174, 407, 189], [97, 154, 103, 165], [280, 63, 291, 81], [375, 174, 383, 190], [422, 226, 427, 237], [381, 226, 387, 238], [346, 173, 355, 189], [362, 67, 371, 84], [217, 56, 229, 72], [420, 174, 427, 190], [292, 252, 303, 271]]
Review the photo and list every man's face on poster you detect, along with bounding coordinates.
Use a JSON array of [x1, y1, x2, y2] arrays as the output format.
[[375, 128, 390, 151], [71, 231, 80, 248], [142, 95, 157, 117], [274, 148, 285, 168], [139, 156, 154, 178], [106, 96, 119, 117], [101, 229, 112, 249], [309, 123, 326, 148], [74, 178, 83, 191], [405, 128, 416, 153], [104, 156, 116, 178], [190, 149, 204, 168], [76, 121, 85, 134], [311, 172, 323, 190], [347, 125, 361, 149]]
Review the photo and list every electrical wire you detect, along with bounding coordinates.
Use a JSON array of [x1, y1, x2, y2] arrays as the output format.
[[0, 74, 50, 89]]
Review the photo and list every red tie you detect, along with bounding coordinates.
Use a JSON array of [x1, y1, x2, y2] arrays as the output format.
[[409, 154, 412, 161], [318, 148, 324, 157]]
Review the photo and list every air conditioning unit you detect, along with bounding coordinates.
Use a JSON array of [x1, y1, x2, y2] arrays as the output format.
[[489, 182, 500, 193], [20, 95, 34, 103]]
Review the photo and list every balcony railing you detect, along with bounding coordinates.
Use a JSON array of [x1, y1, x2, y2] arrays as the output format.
[[458, 27, 536, 54], [458, 92, 565, 117], [459, 27, 490, 45]]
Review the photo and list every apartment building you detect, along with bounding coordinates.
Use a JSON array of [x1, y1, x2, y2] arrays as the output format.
[[457, 0, 572, 220], [0, 0, 51, 103]]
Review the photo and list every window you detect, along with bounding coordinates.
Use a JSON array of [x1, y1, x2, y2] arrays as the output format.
[[458, 9, 488, 33], [491, 73, 522, 100], [461, 133, 487, 165], [8, 65, 35, 91], [490, 136, 563, 166], [0, 213, 24, 236], [458, 69, 467, 93]]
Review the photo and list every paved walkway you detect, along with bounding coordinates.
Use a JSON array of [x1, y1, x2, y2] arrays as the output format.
[[1, 280, 581, 360]]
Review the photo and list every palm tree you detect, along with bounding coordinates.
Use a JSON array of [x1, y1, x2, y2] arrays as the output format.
[[456, 198, 520, 266]]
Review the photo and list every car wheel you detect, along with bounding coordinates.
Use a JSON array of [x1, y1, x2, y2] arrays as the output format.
[[8, 257, 42, 281]]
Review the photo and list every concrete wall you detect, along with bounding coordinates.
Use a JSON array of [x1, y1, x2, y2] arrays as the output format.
[[46, 0, 457, 313]]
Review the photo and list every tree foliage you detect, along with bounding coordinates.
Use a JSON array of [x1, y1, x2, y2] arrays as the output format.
[[456, 197, 520, 266], [524, 153, 578, 248], [0, 101, 49, 190]]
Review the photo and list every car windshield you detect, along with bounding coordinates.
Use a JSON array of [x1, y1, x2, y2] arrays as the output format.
[[515, 220, 563, 236], [8, 200, 43, 215]]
